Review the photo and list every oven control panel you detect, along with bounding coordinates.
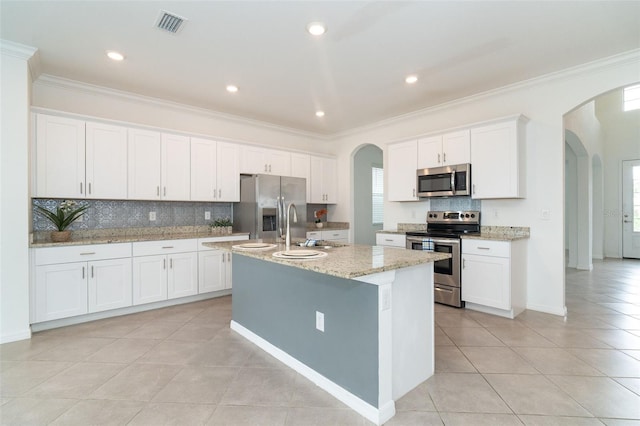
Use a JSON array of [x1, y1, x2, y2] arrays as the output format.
[[427, 211, 480, 224]]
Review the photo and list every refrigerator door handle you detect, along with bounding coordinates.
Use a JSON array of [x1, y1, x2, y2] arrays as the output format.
[[277, 196, 283, 239], [279, 196, 286, 239]]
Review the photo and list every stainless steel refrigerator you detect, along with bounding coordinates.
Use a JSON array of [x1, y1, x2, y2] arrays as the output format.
[[233, 175, 307, 240]]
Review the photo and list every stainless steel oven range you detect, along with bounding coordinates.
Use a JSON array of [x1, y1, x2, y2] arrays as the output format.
[[405, 211, 480, 308]]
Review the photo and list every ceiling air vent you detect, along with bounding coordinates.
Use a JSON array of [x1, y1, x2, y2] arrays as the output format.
[[155, 10, 187, 34]]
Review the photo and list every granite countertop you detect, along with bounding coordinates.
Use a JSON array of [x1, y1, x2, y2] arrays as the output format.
[[461, 226, 530, 241], [306, 221, 349, 231], [204, 239, 450, 280], [30, 226, 250, 248]]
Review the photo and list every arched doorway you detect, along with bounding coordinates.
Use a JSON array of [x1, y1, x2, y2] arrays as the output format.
[[352, 144, 383, 245]]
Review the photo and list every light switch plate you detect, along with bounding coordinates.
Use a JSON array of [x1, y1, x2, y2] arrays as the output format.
[[205, 211, 211, 220], [149, 212, 156, 221], [316, 311, 324, 332]]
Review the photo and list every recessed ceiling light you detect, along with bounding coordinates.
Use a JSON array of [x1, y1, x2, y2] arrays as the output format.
[[405, 75, 418, 84], [226, 85, 239, 93], [316, 111, 325, 117], [307, 22, 326, 36], [106, 51, 125, 61]]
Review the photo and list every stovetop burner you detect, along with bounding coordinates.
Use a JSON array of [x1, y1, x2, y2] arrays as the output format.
[[407, 210, 481, 239]]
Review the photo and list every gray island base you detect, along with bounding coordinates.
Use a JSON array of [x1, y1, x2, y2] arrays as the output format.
[[205, 240, 449, 425]]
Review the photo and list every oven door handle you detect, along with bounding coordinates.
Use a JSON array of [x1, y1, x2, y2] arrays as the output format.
[[428, 238, 460, 245], [435, 287, 454, 293], [450, 170, 456, 195]]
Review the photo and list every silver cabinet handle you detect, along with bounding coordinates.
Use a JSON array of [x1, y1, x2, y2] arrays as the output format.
[[164, 187, 167, 196], [443, 152, 447, 163], [213, 188, 217, 199], [472, 184, 476, 194], [82, 266, 85, 279], [157, 186, 160, 196], [163, 258, 166, 269], [162, 246, 174, 249], [264, 164, 268, 172], [170, 258, 173, 268], [80, 182, 83, 194], [624, 220, 632, 223], [80, 252, 96, 255], [462, 259, 466, 269], [478, 247, 490, 250], [437, 153, 441, 164], [88, 183, 92, 194], [219, 189, 222, 198], [413, 189, 416, 197], [91, 266, 94, 278], [222, 253, 225, 263], [227, 253, 231, 262]]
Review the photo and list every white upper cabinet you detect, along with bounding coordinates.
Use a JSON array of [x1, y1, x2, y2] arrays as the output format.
[[128, 130, 190, 200], [417, 130, 470, 169], [35, 114, 85, 198], [35, 114, 128, 199], [128, 129, 162, 200], [310, 156, 337, 204], [388, 140, 419, 201], [191, 138, 240, 202], [291, 153, 311, 202], [470, 116, 527, 199], [85, 122, 128, 199], [240, 146, 291, 176], [161, 133, 191, 201]]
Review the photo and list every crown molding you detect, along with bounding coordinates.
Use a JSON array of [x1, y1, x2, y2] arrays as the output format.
[[0, 39, 37, 60], [332, 49, 640, 140], [33, 74, 331, 142]]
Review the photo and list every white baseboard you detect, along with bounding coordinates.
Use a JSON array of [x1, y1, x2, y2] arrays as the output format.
[[525, 303, 567, 317], [0, 328, 32, 344], [230, 320, 395, 426]]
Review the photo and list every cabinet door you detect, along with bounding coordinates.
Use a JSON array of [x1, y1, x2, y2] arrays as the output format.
[[190, 137, 217, 201], [417, 136, 442, 169], [322, 158, 338, 204], [461, 254, 510, 310], [132, 255, 167, 305], [442, 130, 470, 165], [128, 129, 161, 200], [387, 140, 418, 201], [86, 122, 128, 199], [35, 114, 85, 198], [267, 150, 291, 176], [309, 156, 325, 203], [240, 146, 268, 174], [291, 153, 311, 202], [161, 133, 191, 200], [35, 262, 88, 322], [198, 250, 225, 293], [167, 252, 198, 299], [216, 142, 240, 202], [471, 120, 520, 199], [88, 258, 132, 313], [222, 252, 233, 289]]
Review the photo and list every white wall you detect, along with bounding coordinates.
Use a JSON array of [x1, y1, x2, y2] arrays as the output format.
[[595, 89, 640, 258], [330, 50, 640, 316], [1, 41, 36, 343]]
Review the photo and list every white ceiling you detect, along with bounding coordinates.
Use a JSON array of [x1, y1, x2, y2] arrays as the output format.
[[2, 1, 639, 136]]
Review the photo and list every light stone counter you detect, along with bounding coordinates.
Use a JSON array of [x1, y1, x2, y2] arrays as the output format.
[[30, 226, 250, 248], [204, 239, 450, 280], [461, 226, 530, 241]]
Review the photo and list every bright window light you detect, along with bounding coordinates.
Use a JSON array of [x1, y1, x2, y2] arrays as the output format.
[[623, 84, 640, 111], [372, 166, 384, 225]]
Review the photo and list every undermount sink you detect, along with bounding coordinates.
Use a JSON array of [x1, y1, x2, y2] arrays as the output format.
[[272, 250, 328, 260]]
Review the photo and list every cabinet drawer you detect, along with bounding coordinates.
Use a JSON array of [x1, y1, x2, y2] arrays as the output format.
[[132, 239, 198, 256], [323, 230, 348, 241], [198, 235, 249, 251], [306, 231, 322, 240], [34, 243, 132, 265], [376, 233, 406, 248], [462, 239, 510, 257]]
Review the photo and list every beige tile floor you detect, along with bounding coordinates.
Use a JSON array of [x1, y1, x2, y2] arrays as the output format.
[[1, 258, 639, 425]]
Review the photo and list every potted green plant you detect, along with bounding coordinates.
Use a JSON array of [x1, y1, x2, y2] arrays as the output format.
[[35, 200, 88, 242], [210, 217, 233, 235]]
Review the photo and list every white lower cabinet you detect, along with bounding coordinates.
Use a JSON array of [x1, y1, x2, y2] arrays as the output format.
[[375, 233, 406, 248], [306, 229, 349, 243], [198, 250, 232, 293], [132, 239, 198, 305], [33, 243, 132, 322], [461, 238, 527, 318]]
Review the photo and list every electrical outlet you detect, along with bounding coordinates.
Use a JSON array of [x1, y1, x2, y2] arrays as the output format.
[[149, 211, 156, 221], [205, 211, 211, 220], [316, 311, 325, 332]]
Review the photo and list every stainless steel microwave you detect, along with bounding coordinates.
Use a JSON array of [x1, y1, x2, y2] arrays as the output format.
[[416, 163, 471, 197]]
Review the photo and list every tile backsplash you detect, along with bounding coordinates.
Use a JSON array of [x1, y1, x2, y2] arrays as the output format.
[[430, 197, 481, 211], [32, 199, 232, 231]]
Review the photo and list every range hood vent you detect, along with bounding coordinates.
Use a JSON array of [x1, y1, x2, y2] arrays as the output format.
[[155, 10, 187, 34]]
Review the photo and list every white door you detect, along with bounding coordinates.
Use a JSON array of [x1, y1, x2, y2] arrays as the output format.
[[35, 262, 88, 322], [442, 130, 470, 165], [323, 158, 337, 204], [309, 156, 325, 203], [132, 255, 167, 305], [198, 250, 225, 293], [88, 258, 132, 313], [267, 150, 291, 176], [86, 122, 128, 199], [461, 254, 510, 310], [291, 153, 311, 202], [216, 141, 241, 202], [622, 159, 640, 259], [128, 129, 161, 200], [417, 136, 442, 169], [388, 140, 419, 201], [191, 137, 217, 201], [222, 251, 233, 289], [161, 133, 191, 200], [35, 114, 85, 198], [240, 146, 268, 174], [167, 252, 198, 299]]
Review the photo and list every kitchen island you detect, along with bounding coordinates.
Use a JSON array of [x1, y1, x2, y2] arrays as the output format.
[[203, 240, 449, 425]]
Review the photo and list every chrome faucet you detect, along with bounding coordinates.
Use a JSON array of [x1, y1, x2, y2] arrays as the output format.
[[285, 202, 298, 250]]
